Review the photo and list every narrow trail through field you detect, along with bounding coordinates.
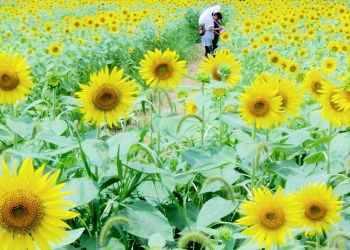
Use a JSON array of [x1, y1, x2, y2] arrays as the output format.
[[181, 43, 204, 88]]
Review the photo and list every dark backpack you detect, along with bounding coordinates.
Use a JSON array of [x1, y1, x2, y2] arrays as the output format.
[[198, 24, 205, 36]]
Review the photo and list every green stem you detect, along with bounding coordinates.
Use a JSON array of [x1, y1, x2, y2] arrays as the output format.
[[201, 82, 205, 149], [11, 105, 17, 149], [326, 124, 333, 175], [157, 87, 161, 158], [251, 122, 257, 190], [52, 88, 56, 120], [96, 124, 101, 140], [219, 99, 223, 145]]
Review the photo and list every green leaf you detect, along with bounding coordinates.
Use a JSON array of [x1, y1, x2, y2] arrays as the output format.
[[40, 119, 68, 135], [304, 151, 326, 164], [51, 228, 85, 249], [123, 200, 174, 241], [196, 197, 237, 227], [6, 117, 35, 140], [36, 130, 76, 147], [334, 181, 350, 196], [5, 149, 52, 161], [124, 162, 167, 174], [106, 131, 140, 158], [82, 139, 110, 173], [62, 178, 99, 206]]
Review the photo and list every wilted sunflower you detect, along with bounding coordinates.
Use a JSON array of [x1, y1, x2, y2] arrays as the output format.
[[294, 183, 342, 236], [139, 48, 187, 90], [0, 158, 78, 250], [236, 187, 302, 250], [238, 80, 283, 130], [301, 68, 328, 100], [76, 66, 139, 127], [199, 49, 241, 84], [185, 100, 198, 114], [0, 50, 34, 104], [319, 81, 349, 127], [48, 43, 63, 56]]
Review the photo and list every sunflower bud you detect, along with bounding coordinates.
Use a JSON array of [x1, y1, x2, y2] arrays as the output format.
[[218, 64, 231, 80], [219, 227, 233, 241], [196, 72, 211, 83], [47, 74, 62, 89]]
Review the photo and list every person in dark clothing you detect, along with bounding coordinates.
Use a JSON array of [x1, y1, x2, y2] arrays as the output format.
[[212, 12, 223, 54]]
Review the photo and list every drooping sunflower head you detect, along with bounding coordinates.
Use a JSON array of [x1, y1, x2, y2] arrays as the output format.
[[237, 186, 303, 250], [319, 81, 349, 127], [0, 50, 34, 104], [185, 100, 198, 114], [331, 73, 350, 111], [294, 183, 342, 236], [0, 158, 78, 249], [76, 66, 139, 127], [199, 49, 242, 85], [301, 68, 328, 100], [139, 48, 187, 90], [238, 80, 283, 130], [268, 75, 304, 120]]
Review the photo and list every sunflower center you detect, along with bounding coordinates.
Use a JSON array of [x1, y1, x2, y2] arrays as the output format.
[[0, 191, 43, 233], [271, 56, 278, 63], [260, 207, 285, 230], [93, 85, 120, 111], [156, 64, 172, 80], [0, 68, 20, 91], [305, 201, 327, 221], [249, 98, 270, 116], [290, 66, 297, 72]]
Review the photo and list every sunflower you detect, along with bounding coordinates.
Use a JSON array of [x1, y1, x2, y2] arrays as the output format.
[[220, 32, 230, 42], [267, 52, 281, 65], [319, 81, 349, 127], [301, 68, 328, 100], [0, 158, 78, 250], [0, 50, 34, 104], [93, 35, 101, 44], [199, 49, 241, 85], [139, 48, 186, 90], [76, 66, 139, 127], [236, 187, 302, 250], [48, 43, 63, 56], [238, 80, 283, 130], [286, 61, 300, 75], [321, 57, 337, 72], [185, 100, 198, 114], [294, 183, 342, 236]]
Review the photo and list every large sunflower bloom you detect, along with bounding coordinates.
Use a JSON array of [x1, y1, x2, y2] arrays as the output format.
[[0, 50, 34, 104], [294, 183, 342, 236], [0, 158, 78, 250], [76, 66, 139, 127], [301, 68, 328, 100], [318, 81, 349, 127], [238, 81, 283, 130], [236, 187, 302, 250], [199, 49, 241, 84], [139, 48, 187, 90]]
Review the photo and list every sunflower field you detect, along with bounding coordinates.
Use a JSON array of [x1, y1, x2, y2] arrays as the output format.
[[0, 0, 350, 249]]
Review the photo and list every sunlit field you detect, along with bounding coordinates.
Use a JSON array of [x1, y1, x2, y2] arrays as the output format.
[[0, 0, 349, 249]]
